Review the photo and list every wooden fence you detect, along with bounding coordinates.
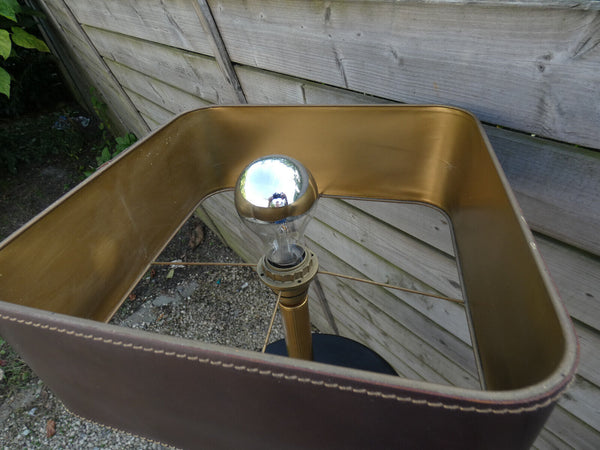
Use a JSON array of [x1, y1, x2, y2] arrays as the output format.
[[35, 0, 600, 447]]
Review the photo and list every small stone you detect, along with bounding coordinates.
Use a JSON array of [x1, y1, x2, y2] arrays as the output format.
[[177, 281, 199, 299], [152, 295, 177, 307]]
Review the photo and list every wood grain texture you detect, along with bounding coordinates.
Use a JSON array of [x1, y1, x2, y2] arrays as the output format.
[[308, 230, 476, 364], [315, 272, 479, 387], [199, 192, 480, 387], [33, 1, 88, 107], [489, 127, 600, 255], [45, 1, 149, 136], [84, 27, 238, 105], [310, 202, 471, 348], [534, 404, 600, 449], [237, 64, 389, 105], [536, 234, 600, 331], [210, 0, 600, 148], [124, 88, 176, 130], [39, 0, 149, 137], [314, 244, 479, 386], [107, 61, 211, 116], [64, 0, 214, 56], [193, 0, 246, 103], [575, 325, 600, 387], [559, 376, 600, 431], [314, 200, 463, 299], [236, 65, 600, 257], [382, 0, 600, 8], [345, 199, 456, 256], [532, 430, 564, 450], [140, 113, 163, 131]]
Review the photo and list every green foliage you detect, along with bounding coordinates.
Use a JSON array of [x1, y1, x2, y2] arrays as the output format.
[[0, 0, 19, 22], [92, 132, 137, 169], [10, 25, 48, 52], [84, 88, 137, 176], [115, 132, 138, 153], [0, 29, 10, 58], [0, 64, 8, 97], [0, 336, 34, 399], [90, 86, 110, 133], [0, 0, 49, 98], [0, 83, 136, 175]]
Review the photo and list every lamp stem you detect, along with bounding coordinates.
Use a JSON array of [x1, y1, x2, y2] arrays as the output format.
[[257, 247, 318, 361], [278, 289, 313, 360]]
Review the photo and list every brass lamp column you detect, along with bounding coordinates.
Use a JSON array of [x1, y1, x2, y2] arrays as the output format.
[[257, 247, 318, 359], [235, 155, 319, 360]]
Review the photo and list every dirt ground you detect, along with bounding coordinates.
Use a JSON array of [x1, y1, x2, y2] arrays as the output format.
[[0, 105, 284, 448]]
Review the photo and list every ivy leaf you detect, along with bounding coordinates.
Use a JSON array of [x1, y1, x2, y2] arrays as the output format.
[[0, 0, 20, 22], [0, 66, 10, 98], [101, 147, 111, 161], [10, 26, 49, 52], [0, 29, 10, 59], [96, 146, 111, 166]]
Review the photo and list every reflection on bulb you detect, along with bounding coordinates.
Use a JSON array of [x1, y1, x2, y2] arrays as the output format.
[[235, 155, 318, 267], [240, 158, 301, 209]]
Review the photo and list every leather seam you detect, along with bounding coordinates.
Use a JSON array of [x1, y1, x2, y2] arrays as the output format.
[[1, 313, 570, 415]]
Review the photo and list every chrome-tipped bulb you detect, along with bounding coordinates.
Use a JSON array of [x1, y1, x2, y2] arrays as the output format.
[[234, 155, 318, 267]]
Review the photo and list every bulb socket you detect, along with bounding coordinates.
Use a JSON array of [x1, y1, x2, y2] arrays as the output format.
[[257, 246, 318, 307]]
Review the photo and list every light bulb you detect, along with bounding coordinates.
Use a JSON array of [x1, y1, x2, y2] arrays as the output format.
[[235, 155, 318, 268]]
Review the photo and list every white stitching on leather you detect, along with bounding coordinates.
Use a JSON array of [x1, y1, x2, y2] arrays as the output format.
[[0, 313, 571, 415]]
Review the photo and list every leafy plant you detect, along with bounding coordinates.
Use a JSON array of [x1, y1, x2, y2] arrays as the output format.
[[0, 0, 49, 98], [0, 336, 33, 399], [90, 86, 112, 146], [93, 132, 137, 168], [85, 88, 137, 176]]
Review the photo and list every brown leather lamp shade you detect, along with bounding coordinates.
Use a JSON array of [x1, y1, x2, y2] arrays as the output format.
[[0, 106, 577, 449]]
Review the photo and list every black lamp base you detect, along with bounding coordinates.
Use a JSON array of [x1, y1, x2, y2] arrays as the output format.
[[265, 334, 397, 376]]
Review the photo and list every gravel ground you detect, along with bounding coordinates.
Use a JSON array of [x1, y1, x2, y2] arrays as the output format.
[[0, 164, 285, 449]]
